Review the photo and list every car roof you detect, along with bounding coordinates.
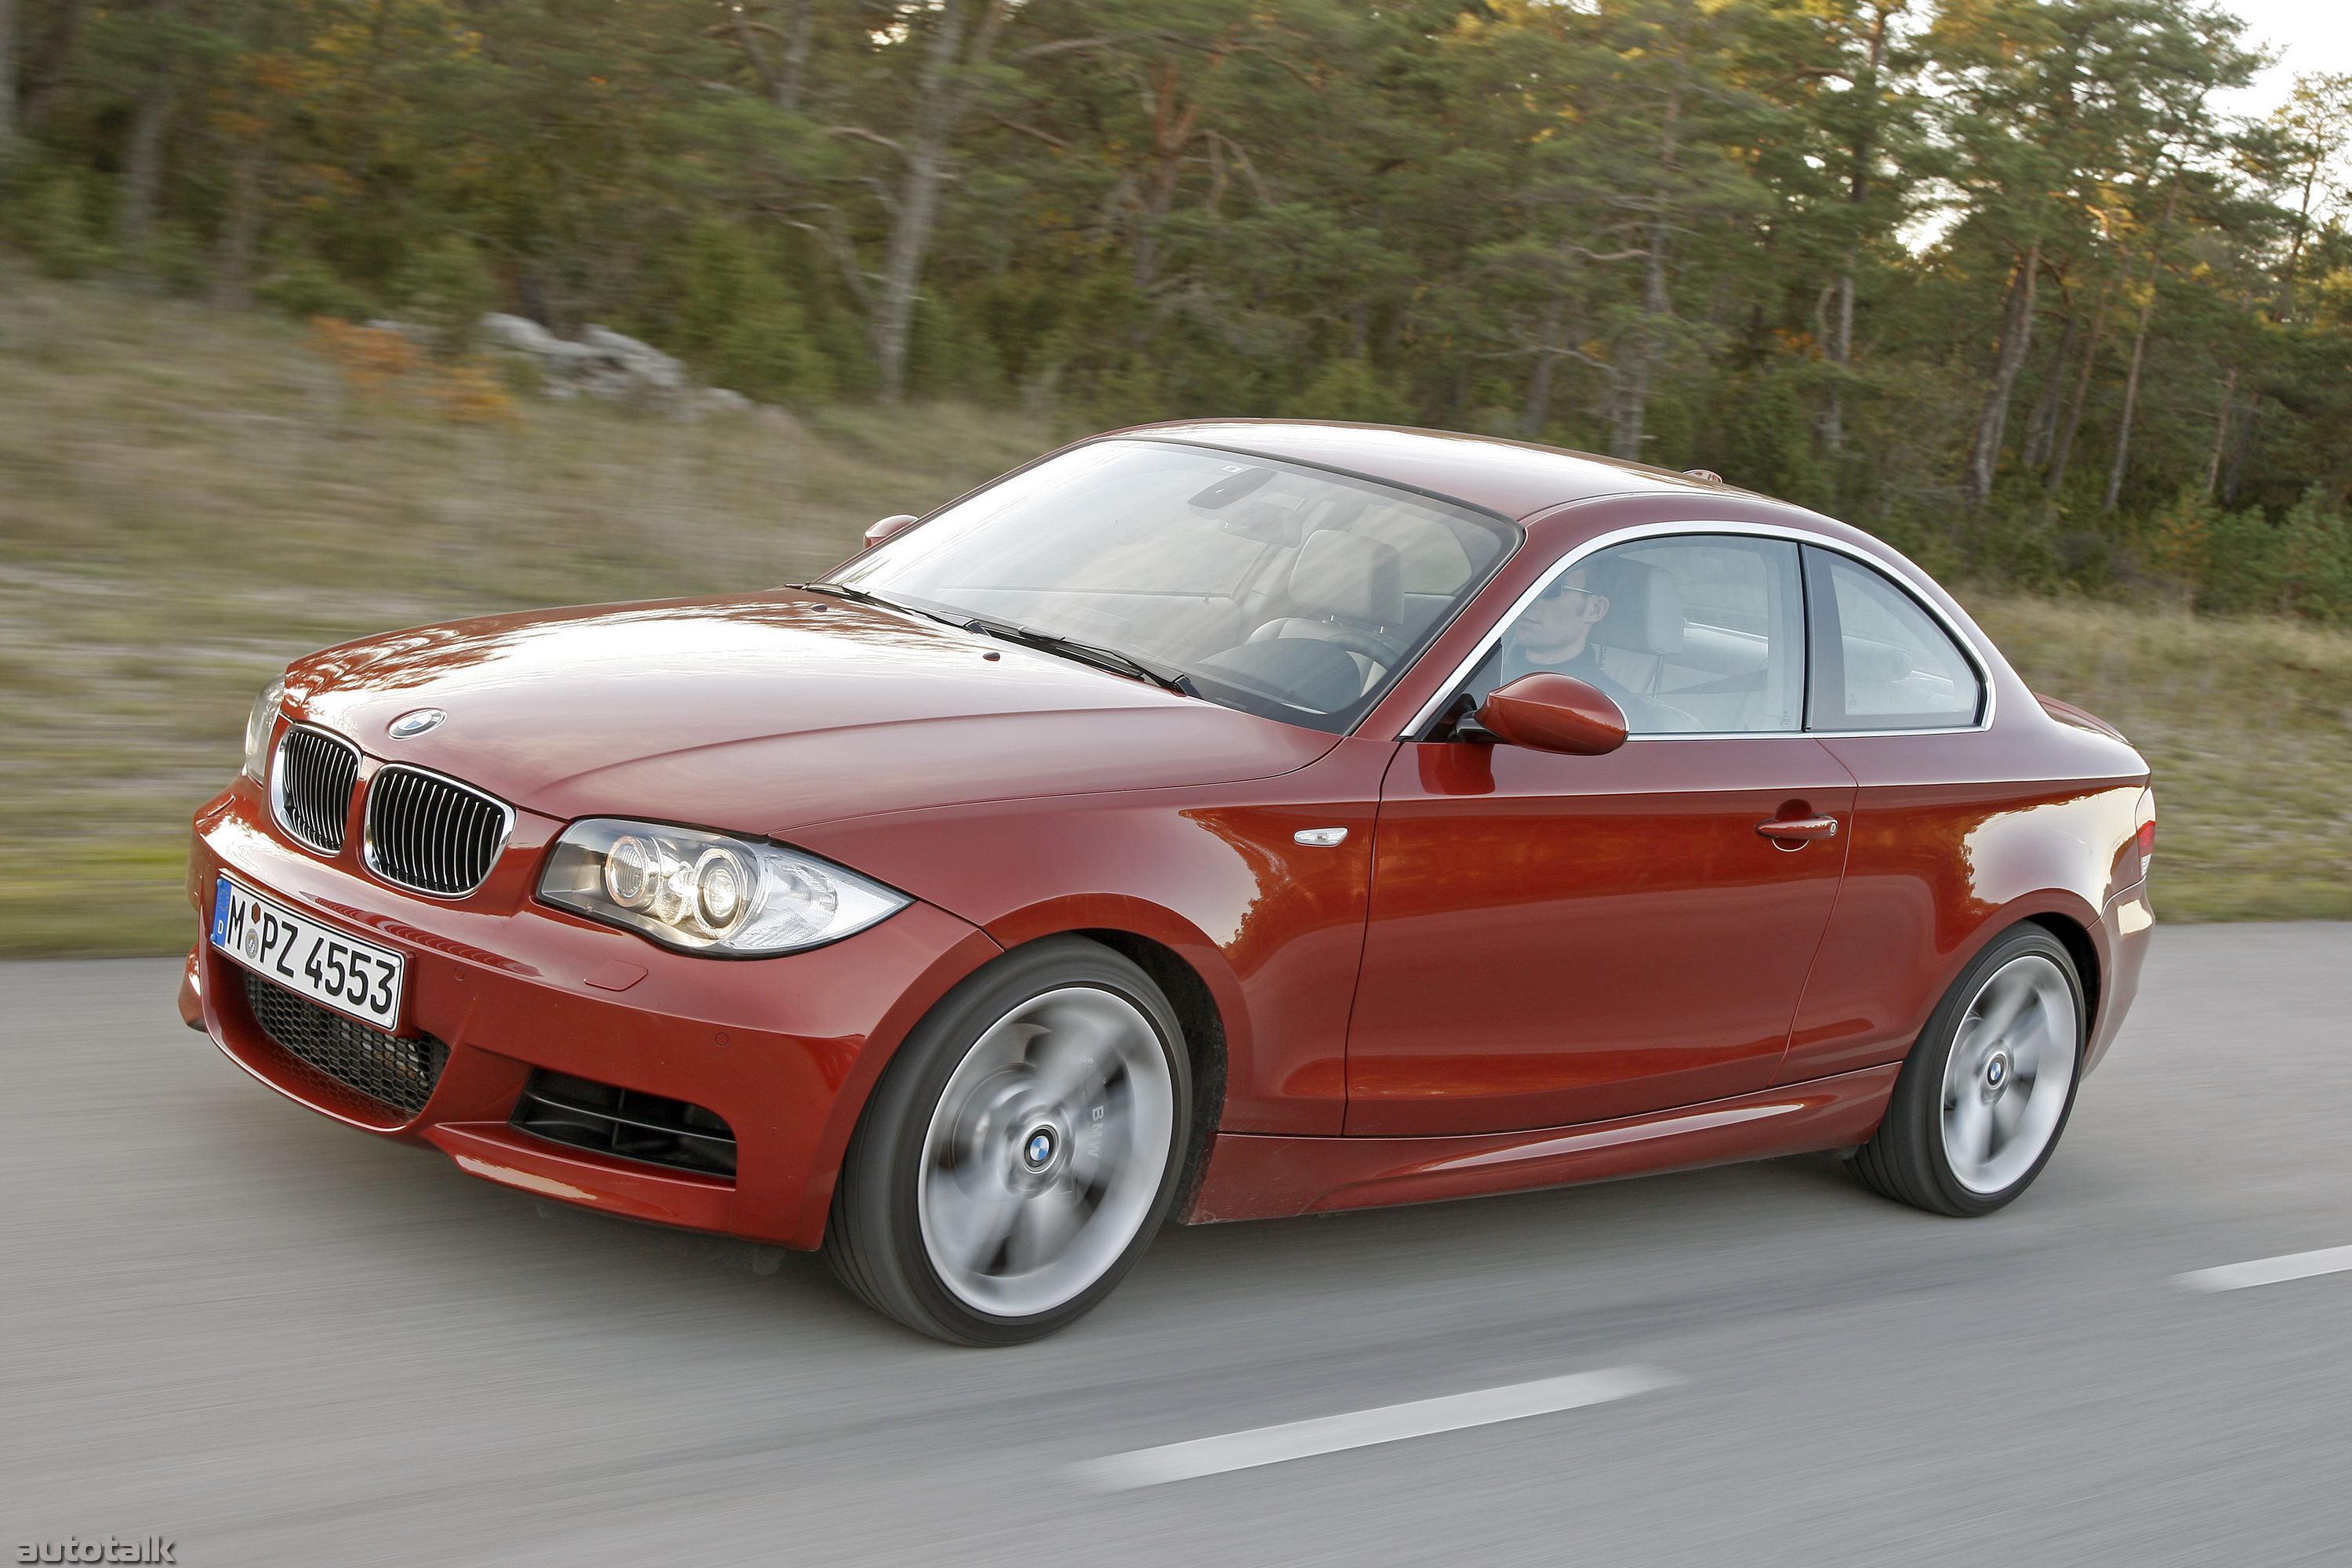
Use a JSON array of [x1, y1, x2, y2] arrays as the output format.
[[1108, 419, 1730, 521]]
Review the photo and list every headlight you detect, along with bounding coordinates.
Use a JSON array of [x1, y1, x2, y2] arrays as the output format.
[[538, 818, 910, 956], [242, 673, 288, 782]]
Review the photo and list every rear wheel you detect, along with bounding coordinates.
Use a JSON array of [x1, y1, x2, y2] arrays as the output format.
[[825, 937, 1192, 1345], [1852, 925, 2084, 1218]]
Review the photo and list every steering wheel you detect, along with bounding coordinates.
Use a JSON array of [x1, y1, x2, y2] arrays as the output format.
[[1318, 625, 1410, 668]]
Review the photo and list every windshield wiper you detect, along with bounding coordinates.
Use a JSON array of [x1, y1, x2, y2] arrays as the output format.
[[796, 581, 967, 630], [800, 586, 1198, 698], [960, 615, 1200, 699]]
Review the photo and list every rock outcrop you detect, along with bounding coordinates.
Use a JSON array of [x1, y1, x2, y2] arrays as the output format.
[[475, 314, 751, 416]]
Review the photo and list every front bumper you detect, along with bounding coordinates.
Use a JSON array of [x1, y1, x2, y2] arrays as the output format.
[[186, 778, 1000, 1248]]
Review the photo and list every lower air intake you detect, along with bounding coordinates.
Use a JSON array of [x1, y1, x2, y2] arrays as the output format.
[[242, 971, 448, 1116], [510, 1070, 738, 1178]]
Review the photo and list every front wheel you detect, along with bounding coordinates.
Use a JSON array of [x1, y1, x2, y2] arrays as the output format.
[[1852, 925, 2085, 1218], [825, 937, 1192, 1345]]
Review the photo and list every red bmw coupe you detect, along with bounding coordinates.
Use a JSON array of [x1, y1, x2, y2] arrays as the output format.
[[183, 423, 2155, 1344]]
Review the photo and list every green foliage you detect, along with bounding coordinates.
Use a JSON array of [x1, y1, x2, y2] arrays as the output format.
[[394, 238, 502, 358], [906, 294, 1005, 405], [656, 223, 837, 406], [2277, 486, 2352, 620], [254, 261, 374, 323], [2134, 486, 2352, 622], [0, 0, 2346, 623], [2, 166, 114, 280], [1280, 359, 1418, 425], [2145, 488, 2218, 601], [2201, 504, 2287, 614], [1700, 373, 1824, 503], [142, 221, 212, 297]]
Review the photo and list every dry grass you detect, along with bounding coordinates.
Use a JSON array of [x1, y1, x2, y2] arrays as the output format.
[[2, 269, 2345, 954], [0, 267, 1052, 954], [1962, 594, 2352, 921]]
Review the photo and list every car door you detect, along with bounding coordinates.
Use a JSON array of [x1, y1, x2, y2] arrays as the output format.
[[1773, 546, 2002, 1084], [1344, 532, 1857, 1138]]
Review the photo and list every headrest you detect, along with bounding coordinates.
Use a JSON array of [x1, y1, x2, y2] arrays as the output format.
[[1289, 531, 1403, 627], [1587, 559, 1684, 656]]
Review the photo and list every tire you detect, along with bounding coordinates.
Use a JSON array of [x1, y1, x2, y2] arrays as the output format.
[[824, 935, 1194, 1345], [1852, 924, 2085, 1218]]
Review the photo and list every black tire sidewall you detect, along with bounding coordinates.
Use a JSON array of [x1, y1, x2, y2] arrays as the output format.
[[1869, 925, 2086, 1218], [827, 935, 1194, 1346]]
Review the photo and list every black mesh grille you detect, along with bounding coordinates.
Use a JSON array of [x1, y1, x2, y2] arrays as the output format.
[[365, 767, 508, 896], [511, 1070, 738, 1178], [277, 728, 359, 852], [242, 970, 447, 1116]]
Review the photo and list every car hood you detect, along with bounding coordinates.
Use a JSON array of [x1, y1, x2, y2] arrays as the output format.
[[286, 593, 1338, 833]]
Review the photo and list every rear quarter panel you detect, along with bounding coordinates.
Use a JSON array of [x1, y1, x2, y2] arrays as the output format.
[[1777, 699, 2151, 1085]]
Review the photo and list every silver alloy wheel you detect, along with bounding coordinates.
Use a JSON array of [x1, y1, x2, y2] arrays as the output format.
[[916, 985, 1175, 1317], [1939, 953, 2078, 1194]]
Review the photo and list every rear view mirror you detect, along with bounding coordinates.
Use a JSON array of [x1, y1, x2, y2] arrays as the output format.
[[1188, 466, 1275, 510], [1218, 499, 1304, 547], [863, 514, 920, 550], [1475, 673, 1628, 756]]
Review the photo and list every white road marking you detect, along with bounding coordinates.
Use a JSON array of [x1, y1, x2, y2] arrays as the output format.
[[1065, 1366, 1680, 1492], [2176, 1245, 2352, 1294]]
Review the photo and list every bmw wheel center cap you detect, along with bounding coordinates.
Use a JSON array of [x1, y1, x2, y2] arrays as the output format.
[[387, 709, 447, 739]]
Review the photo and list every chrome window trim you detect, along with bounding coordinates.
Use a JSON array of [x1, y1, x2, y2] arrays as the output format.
[[362, 764, 517, 900], [1396, 521, 1996, 740], [269, 722, 362, 855]]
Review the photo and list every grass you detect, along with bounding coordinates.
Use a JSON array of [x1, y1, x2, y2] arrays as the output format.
[[1, 268, 2346, 953], [0, 267, 1054, 955], [1965, 595, 2352, 921]]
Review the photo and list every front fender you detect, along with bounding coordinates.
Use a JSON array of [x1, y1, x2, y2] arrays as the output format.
[[785, 736, 1398, 1135]]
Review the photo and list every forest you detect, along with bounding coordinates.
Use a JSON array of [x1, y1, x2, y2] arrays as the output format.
[[3, 0, 2350, 613]]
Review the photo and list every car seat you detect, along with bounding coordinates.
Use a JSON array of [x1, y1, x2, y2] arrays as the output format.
[[1590, 561, 1684, 681], [1588, 561, 1715, 731], [1244, 530, 1406, 694]]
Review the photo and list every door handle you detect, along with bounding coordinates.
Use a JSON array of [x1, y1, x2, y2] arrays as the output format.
[[1756, 815, 1838, 844]]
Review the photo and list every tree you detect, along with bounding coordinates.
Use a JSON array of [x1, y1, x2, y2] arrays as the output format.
[[1, 0, 19, 152], [2, 0, 2347, 621]]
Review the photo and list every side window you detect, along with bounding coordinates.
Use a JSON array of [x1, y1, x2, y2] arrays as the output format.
[[1465, 535, 1806, 735], [1804, 549, 1984, 730]]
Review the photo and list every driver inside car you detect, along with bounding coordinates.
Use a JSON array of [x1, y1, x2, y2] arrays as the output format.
[[1494, 562, 1662, 730]]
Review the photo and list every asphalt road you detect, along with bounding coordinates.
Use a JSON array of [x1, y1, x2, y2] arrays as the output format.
[[5, 924, 2349, 1567]]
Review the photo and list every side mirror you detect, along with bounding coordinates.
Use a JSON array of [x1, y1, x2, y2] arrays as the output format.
[[1475, 673, 1628, 756], [863, 514, 920, 550]]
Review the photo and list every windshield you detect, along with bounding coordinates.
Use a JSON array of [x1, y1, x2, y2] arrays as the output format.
[[823, 440, 1518, 733]]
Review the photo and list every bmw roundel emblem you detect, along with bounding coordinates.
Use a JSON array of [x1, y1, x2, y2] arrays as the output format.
[[387, 708, 447, 739]]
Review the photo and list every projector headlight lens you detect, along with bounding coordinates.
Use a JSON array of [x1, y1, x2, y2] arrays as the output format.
[[692, 845, 753, 936], [242, 673, 288, 783], [601, 834, 659, 909], [540, 819, 907, 956]]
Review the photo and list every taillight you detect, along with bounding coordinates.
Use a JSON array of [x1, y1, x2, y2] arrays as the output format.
[[2134, 787, 2157, 872]]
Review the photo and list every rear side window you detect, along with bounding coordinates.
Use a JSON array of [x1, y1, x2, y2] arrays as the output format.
[[1803, 550, 1984, 730]]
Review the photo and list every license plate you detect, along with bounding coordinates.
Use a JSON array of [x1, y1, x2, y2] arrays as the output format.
[[211, 877, 405, 1029]]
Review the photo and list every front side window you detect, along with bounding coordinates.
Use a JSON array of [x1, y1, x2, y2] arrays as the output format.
[[1803, 550, 1984, 730], [1457, 535, 1806, 735], [825, 440, 1516, 733]]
